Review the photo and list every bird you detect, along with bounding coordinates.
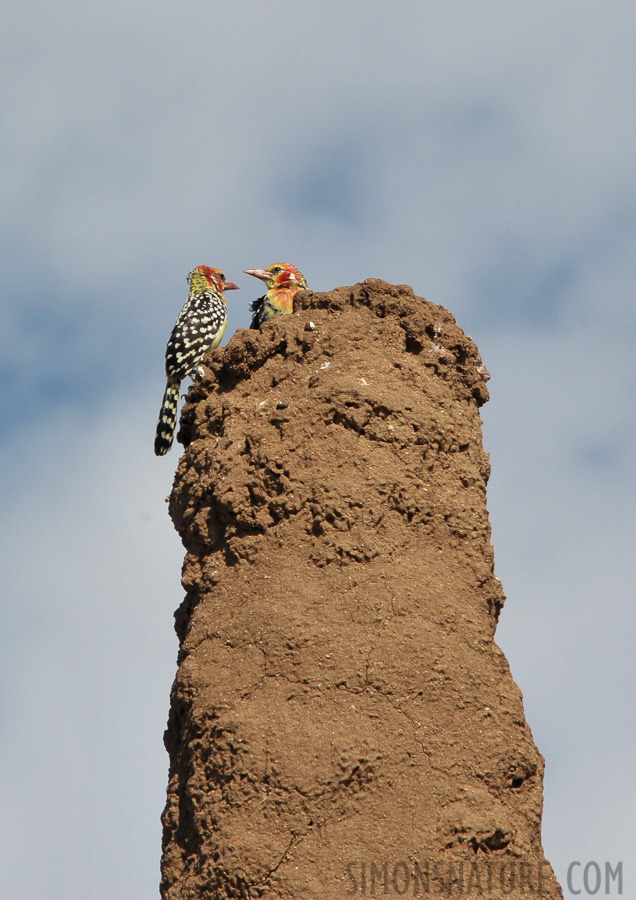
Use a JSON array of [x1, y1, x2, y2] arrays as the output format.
[[154, 265, 239, 456], [244, 263, 308, 329]]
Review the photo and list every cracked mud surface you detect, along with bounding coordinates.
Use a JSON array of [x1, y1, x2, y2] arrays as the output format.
[[160, 280, 563, 899]]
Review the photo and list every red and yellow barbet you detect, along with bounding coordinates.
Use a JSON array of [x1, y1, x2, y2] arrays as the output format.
[[244, 263, 308, 329], [154, 266, 239, 456]]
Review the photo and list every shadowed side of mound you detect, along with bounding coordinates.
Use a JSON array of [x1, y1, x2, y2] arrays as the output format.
[[160, 280, 563, 900]]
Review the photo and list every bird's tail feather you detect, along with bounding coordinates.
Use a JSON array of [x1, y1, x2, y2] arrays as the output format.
[[154, 377, 181, 456]]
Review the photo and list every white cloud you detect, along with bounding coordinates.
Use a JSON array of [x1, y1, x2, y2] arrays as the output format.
[[0, 389, 182, 899]]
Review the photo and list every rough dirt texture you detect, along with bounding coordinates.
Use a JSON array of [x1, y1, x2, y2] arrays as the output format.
[[160, 280, 563, 899]]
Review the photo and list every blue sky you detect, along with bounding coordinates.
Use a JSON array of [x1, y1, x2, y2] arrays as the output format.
[[1, 2, 635, 897]]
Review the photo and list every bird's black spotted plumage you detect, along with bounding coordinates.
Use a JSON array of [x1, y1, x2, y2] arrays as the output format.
[[154, 288, 227, 456], [249, 294, 269, 329], [165, 291, 227, 379]]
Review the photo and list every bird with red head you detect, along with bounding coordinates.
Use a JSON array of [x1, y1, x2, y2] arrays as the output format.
[[154, 265, 239, 455], [244, 262, 308, 329]]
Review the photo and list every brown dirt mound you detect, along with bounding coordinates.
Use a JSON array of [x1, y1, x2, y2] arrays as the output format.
[[160, 279, 563, 899]]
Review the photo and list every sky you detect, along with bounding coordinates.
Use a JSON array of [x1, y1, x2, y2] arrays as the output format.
[[1, 2, 634, 897]]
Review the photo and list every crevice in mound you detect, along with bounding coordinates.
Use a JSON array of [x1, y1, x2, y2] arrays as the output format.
[[469, 829, 512, 854]]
